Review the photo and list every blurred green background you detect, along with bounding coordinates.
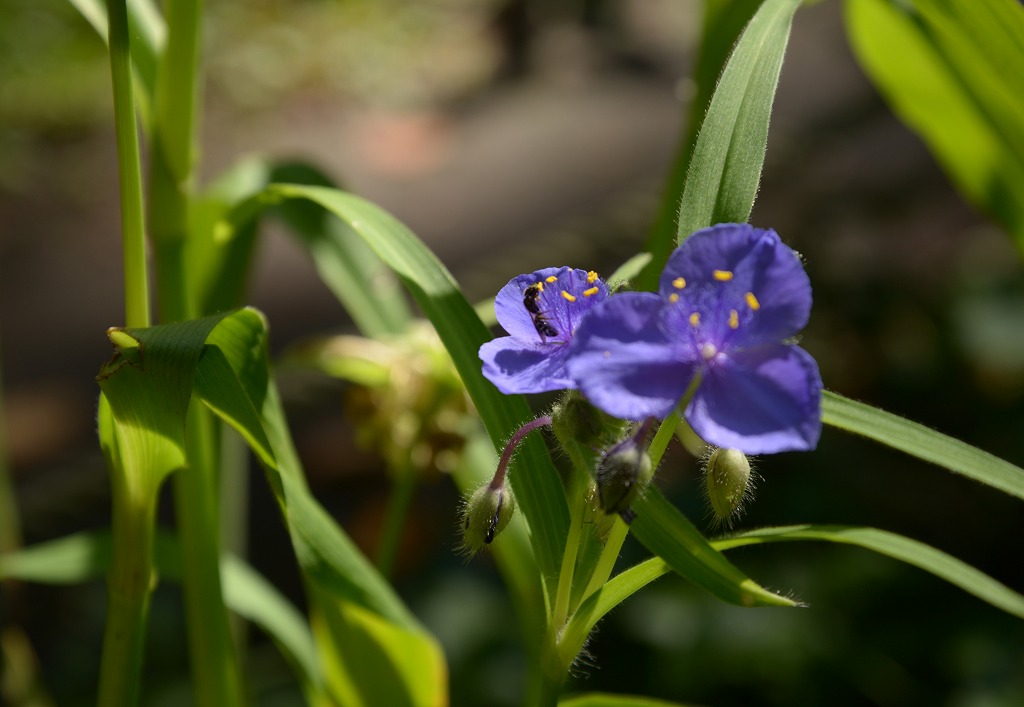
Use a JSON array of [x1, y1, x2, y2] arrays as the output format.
[[0, 0, 1022, 705]]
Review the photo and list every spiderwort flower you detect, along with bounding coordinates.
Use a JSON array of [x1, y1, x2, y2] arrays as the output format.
[[480, 267, 609, 394], [568, 224, 822, 454]]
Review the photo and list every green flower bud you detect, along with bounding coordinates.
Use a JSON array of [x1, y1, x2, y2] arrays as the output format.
[[595, 435, 653, 523], [704, 447, 753, 528], [460, 482, 516, 554], [551, 392, 612, 450]]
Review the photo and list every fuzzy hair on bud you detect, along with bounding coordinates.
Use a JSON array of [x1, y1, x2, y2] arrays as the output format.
[[460, 482, 517, 555], [704, 447, 754, 529]]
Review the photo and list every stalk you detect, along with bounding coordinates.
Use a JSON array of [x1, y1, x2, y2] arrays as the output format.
[[97, 2, 155, 703], [107, 0, 149, 329]]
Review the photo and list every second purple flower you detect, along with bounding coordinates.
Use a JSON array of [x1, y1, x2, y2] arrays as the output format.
[[567, 224, 822, 454]]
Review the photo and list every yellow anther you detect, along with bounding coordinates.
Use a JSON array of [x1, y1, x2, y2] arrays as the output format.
[[546, 275, 558, 283], [689, 312, 701, 327], [561, 291, 577, 302], [669, 293, 680, 303], [535, 281, 545, 291], [745, 292, 760, 310], [713, 270, 734, 282], [583, 286, 600, 297], [728, 310, 739, 329], [587, 270, 599, 284], [672, 277, 686, 290]]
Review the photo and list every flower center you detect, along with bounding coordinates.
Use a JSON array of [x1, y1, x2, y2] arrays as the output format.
[[700, 342, 718, 361]]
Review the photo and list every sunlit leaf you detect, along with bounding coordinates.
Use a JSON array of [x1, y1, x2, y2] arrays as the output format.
[[676, 0, 803, 240], [248, 183, 566, 603], [846, 0, 1024, 249]]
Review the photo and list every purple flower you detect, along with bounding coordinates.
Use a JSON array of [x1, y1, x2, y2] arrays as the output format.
[[480, 267, 609, 394], [567, 224, 822, 454]]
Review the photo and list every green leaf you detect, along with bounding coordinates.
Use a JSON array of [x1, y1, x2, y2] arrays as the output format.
[[639, 0, 763, 290], [192, 157, 411, 336], [676, 0, 803, 240], [846, 0, 1024, 249], [713, 525, 1024, 619], [822, 391, 1024, 500], [558, 558, 669, 668], [97, 308, 446, 703], [560, 694, 699, 707], [630, 488, 797, 608], [255, 183, 567, 601]]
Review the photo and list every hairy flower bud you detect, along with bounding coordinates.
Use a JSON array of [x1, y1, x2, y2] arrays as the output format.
[[704, 447, 753, 528], [595, 434, 653, 523], [460, 482, 517, 554]]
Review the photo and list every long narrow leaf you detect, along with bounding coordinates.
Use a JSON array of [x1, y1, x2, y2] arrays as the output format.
[[639, 0, 763, 290], [630, 488, 796, 608], [713, 525, 1024, 619], [256, 183, 567, 600], [676, 0, 803, 240], [822, 391, 1024, 500]]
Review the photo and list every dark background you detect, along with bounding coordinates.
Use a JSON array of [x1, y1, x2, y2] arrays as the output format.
[[1, 0, 1022, 705]]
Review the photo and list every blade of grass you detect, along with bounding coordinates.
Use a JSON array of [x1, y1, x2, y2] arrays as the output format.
[[822, 391, 1024, 500], [676, 0, 803, 240], [713, 525, 1024, 619]]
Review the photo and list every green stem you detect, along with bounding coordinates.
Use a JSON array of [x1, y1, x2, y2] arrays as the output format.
[[581, 517, 628, 602], [106, 0, 149, 328], [551, 477, 586, 633], [375, 460, 418, 577], [98, 471, 157, 707], [174, 405, 243, 707]]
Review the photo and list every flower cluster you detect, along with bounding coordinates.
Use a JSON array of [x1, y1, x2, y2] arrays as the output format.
[[479, 224, 822, 454]]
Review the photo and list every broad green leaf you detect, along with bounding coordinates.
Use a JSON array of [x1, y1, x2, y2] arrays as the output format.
[[253, 183, 567, 601], [560, 694, 698, 707], [676, 0, 803, 240], [714, 525, 1024, 619], [630, 488, 796, 608], [99, 308, 446, 703], [822, 391, 1024, 500], [846, 0, 1024, 250], [98, 313, 228, 487], [0, 531, 323, 695], [639, 0, 763, 290]]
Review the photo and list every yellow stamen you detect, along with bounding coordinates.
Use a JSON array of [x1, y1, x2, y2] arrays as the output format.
[[672, 277, 686, 290], [728, 310, 739, 329], [669, 293, 680, 303], [587, 270, 599, 284], [713, 270, 734, 281], [745, 292, 760, 310], [546, 275, 558, 283], [689, 312, 700, 327], [535, 281, 545, 291], [583, 286, 599, 297], [561, 291, 577, 302]]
